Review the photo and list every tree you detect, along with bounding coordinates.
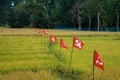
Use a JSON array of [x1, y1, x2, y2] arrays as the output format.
[[50, 0, 61, 27], [105, 0, 120, 31], [42, 0, 55, 28], [70, 0, 85, 30], [10, 4, 30, 28], [83, 0, 98, 30], [0, 0, 12, 26], [60, 0, 75, 27], [96, 0, 108, 31], [0, 0, 119, 31], [115, 0, 120, 31]]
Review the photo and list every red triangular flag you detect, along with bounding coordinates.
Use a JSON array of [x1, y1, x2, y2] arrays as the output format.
[[94, 50, 104, 71], [38, 30, 43, 36], [35, 29, 39, 32], [73, 37, 84, 50], [35, 29, 43, 36], [60, 39, 68, 49], [43, 29, 48, 35], [50, 35, 57, 43]]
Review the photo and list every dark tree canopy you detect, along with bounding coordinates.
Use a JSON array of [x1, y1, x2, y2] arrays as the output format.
[[0, 0, 120, 31]]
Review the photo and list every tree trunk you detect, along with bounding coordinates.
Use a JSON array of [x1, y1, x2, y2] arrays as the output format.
[[72, 17, 75, 28], [29, 21, 35, 28], [21, 0, 23, 4], [88, 15, 91, 30], [46, 10, 50, 29], [116, 9, 119, 32], [98, 12, 100, 31], [76, 3, 81, 30], [77, 10, 81, 30]]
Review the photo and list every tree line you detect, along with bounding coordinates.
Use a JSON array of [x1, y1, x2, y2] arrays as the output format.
[[0, 0, 120, 31]]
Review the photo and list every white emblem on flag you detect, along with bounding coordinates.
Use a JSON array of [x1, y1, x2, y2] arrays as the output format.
[[75, 40, 82, 48], [62, 41, 66, 46], [51, 37, 55, 42], [96, 56, 103, 65]]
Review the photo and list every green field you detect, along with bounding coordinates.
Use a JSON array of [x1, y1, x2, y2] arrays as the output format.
[[0, 28, 120, 80]]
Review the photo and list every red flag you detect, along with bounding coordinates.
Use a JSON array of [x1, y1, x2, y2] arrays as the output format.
[[60, 39, 68, 49], [35, 29, 39, 32], [73, 37, 84, 50], [50, 35, 57, 43], [38, 30, 43, 36], [43, 29, 48, 35], [94, 50, 104, 71], [35, 29, 43, 36]]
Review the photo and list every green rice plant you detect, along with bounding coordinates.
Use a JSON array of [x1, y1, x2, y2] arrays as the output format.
[[50, 35, 120, 80], [0, 70, 60, 80], [0, 28, 120, 80], [0, 35, 60, 74]]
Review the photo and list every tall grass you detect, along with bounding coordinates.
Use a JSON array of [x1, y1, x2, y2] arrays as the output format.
[[0, 70, 60, 80], [51, 35, 120, 80], [0, 35, 60, 72], [0, 28, 120, 80]]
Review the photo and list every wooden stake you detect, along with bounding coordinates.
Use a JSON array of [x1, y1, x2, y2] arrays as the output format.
[[70, 38, 74, 72]]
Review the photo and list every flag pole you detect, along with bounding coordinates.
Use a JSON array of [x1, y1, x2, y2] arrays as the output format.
[[93, 50, 95, 80], [70, 45, 73, 72], [70, 38, 74, 72]]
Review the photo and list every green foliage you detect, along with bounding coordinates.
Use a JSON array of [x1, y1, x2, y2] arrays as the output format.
[[0, 0, 119, 29], [10, 4, 30, 28]]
